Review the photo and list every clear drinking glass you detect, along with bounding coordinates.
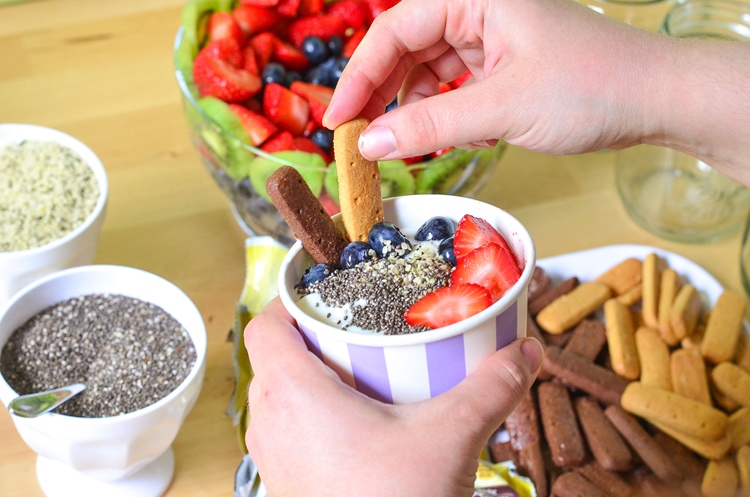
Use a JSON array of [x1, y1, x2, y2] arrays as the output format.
[[614, 0, 750, 243], [577, 0, 679, 31]]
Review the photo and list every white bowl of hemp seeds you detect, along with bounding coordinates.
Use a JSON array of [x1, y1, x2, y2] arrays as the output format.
[[0, 123, 108, 307], [0, 264, 207, 497]]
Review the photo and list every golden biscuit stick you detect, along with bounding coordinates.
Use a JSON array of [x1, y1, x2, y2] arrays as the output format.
[[616, 283, 642, 307], [536, 281, 611, 335], [635, 326, 672, 391], [711, 361, 750, 407], [701, 456, 739, 497], [701, 289, 745, 364], [621, 381, 728, 442], [712, 379, 742, 414], [647, 417, 731, 460], [604, 298, 640, 380], [670, 347, 712, 405], [735, 333, 750, 373], [738, 445, 750, 496], [596, 257, 642, 295], [641, 253, 661, 329], [729, 407, 750, 452], [669, 283, 703, 341], [657, 268, 682, 346], [333, 117, 384, 242]]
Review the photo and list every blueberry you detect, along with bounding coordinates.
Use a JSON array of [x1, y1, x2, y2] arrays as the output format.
[[327, 35, 344, 57], [368, 222, 412, 257], [331, 57, 349, 83], [385, 97, 398, 113], [438, 236, 456, 265], [262, 63, 287, 86], [415, 216, 455, 241], [298, 263, 335, 288], [310, 128, 333, 152], [301, 35, 329, 65], [340, 241, 376, 269], [305, 66, 331, 86]]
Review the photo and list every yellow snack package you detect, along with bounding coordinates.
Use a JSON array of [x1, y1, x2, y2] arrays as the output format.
[[475, 459, 537, 497]]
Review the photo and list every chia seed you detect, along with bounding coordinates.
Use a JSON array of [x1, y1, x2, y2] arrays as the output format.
[[0, 140, 100, 252], [0, 293, 196, 418], [298, 243, 453, 335]]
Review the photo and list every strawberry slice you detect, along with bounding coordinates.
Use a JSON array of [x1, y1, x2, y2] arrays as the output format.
[[263, 83, 310, 136], [405, 283, 492, 329], [289, 81, 332, 127], [287, 14, 348, 48], [450, 243, 521, 302], [261, 130, 295, 152], [193, 56, 262, 102], [233, 5, 284, 35], [453, 214, 515, 263], [239, 0, 280, 6], [273, 39, 309, 71], [298, 0, 325, 16], [342, 28, 367, 58], [451, 70, 472, 89], [292, 136, 329, 162], [241, 45, 260, 74], [327, 0, 369, 30], [362, 0, 399, 22], [196, 38, 244, 66], [249, 32, 277, 71], [277, 0, 302, 17], [229, 104, 278, 146], [207, 11, 245, 45]]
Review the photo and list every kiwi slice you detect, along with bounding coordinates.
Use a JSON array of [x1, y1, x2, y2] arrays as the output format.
[[248, 150, 327, 203], [323, 161, 340, 205], [180, 0, 234, 50], [415, 150, 469, 194], [196, 97, 254, 181], [378, 159, 416, 198]]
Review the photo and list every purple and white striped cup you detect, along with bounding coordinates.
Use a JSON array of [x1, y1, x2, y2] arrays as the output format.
[[278, 195, 536, 404]]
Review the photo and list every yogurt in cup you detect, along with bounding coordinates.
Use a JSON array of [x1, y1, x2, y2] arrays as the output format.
[[277, 195, 536, 404]]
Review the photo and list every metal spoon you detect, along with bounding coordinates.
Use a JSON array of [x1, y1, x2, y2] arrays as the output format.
[[8, 383, 86, 418]]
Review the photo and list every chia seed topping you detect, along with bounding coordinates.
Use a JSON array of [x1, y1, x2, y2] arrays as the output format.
[[298, 243, 453, 335], [0, 293, 196, 418], [0, 140, 100, 252]]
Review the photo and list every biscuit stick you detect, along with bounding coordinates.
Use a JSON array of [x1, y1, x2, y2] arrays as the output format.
[[333, 117, 384, 242]]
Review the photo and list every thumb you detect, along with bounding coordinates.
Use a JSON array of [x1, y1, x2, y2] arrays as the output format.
[[432, 337, 544, 444]]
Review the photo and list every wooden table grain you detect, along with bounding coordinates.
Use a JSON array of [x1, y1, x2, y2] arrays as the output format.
[[0, 1, 745, 496]]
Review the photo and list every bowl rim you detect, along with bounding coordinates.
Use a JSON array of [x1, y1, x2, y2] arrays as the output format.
[[278, 194, 536, 347], [0, 264, 208, 424], [0, 123, 109, 258]]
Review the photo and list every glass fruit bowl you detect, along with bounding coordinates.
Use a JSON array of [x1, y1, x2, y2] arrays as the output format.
[[173, 1, 506, 246]]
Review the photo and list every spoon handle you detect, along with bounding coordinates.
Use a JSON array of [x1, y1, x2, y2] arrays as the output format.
[[9, 383, 86, 418]]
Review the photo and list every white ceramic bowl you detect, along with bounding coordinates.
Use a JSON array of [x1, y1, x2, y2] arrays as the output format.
[[278, 195, 536, 404], [0, 265, 207, 497], [0, 124, 108, 307]]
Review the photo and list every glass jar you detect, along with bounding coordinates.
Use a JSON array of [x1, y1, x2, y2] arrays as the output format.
[[577, 0, 678, 32], [614, 0, 750, 243]]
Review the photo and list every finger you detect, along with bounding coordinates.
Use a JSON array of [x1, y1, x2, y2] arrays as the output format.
[[432, 337, 544, 445], [243, 297, 308, 372], [358, 77, 521, 160]]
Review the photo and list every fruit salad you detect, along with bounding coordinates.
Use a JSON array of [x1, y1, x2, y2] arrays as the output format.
[[295, 214, 523, 334], [174, 0, 506, 244]]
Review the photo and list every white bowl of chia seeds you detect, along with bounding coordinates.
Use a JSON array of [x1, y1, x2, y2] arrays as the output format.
[[0, 123, 108, 308], [278, 195, 536, 404], [0, 265, 207, 497]]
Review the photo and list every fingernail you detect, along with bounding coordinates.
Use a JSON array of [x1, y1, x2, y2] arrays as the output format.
[[520, 337, 544, 374], [359, 125, 397, 160]]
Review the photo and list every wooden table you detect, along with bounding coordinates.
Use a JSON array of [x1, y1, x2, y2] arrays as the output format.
[[0, 1, 745, 495]]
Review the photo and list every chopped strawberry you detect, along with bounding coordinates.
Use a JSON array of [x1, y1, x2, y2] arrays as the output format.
[[193, 55, 263, 102], [289, 81, 332, 127], [229, 104, 278, 146], [298, 0, 325, 16], [249, 32, 278, 71], [261, 130, 295, 152], [318, 191, 340, 216], [430, 147, 453, 158], [287, 14, 348, 48], [451, 243, 521, 302], [242, 45, 260, 74], [276, 0, 302, 17], [196, 38, 244, 66], [273, 39, 309, 71], [207, 12, 245, 45], [303, 119, 317, 137], [239, 0, 279, 6], [439, 82, 452, 94], [327, 0, 369, 30], [292, 136, 329, 162], [453, 214, 515, 263], [263, 83, 310, 136], [405, 284, 492, 329], [362, 0, 399, 22], [233, 5, 284, 35], [342, 28, 367, 58], [451, 70, 472, 89]]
